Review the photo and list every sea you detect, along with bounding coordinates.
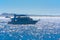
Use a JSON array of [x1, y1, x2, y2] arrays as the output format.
[[0, 17, 60, 40]]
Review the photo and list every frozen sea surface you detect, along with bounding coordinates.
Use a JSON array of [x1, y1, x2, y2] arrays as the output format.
[[0, 17, 60, 40]]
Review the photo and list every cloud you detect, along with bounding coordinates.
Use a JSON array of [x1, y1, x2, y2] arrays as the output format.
[[0, 8, 60, 15]]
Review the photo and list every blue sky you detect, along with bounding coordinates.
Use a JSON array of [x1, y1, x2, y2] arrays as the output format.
[[0, 0, 60, 15]]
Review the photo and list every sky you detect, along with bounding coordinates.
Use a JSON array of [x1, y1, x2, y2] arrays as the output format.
[[0, 0, 60, 15]]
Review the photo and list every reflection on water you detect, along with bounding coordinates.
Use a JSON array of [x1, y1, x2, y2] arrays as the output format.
[[0, 18, 60, 40]]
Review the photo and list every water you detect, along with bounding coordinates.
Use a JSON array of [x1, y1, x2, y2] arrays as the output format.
[[0, 17, 60, 40]]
